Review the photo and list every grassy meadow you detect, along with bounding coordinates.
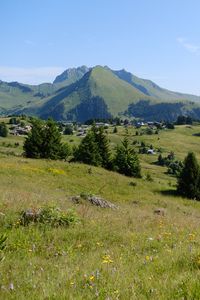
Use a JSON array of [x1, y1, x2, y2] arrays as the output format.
[[1, 122, 200, 299]]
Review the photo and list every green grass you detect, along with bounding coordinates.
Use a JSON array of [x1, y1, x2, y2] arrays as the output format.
[[1, 124, 200, 299]]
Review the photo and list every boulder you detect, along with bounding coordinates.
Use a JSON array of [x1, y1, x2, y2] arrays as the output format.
[[154, 208, 165, 216], [71, 194, 118, 209]]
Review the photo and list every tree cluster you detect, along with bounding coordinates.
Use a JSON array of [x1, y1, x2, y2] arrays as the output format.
[[157, 152, 183, 176], [176, 115, 193, 125], [73, 126, 141, 177]]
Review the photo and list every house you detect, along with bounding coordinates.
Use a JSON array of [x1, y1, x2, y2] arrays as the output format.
[[147, 149, 156, 155]]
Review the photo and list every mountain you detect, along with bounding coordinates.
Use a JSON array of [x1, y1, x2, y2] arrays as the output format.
[[1, 65, 200, 122], [53, 65, 90, 87], [21, 66, 154, 122], [112, 68, 200, 102]]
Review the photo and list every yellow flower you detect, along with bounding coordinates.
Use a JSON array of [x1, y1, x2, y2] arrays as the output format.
[[89, 275, 95, 281], [189, 233, 196, 241], [70, 281, 75, 286], [102, 254, 113, 264], [145, 255, 150, 261]]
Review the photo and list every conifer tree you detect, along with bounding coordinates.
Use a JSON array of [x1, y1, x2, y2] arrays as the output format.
[[92, 126, 112, 169], [24, 118, 70, 159], [73, 130, 102, 166], [0, 122, 8, 137], [177, 152, 200, 199], [114, 137, 141, 177]]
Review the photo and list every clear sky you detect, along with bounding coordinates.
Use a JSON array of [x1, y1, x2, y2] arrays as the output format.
[[1, 0, 200, 94]]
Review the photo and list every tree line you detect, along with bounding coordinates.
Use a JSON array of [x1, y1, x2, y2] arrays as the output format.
[[23, 118, 141, 178]]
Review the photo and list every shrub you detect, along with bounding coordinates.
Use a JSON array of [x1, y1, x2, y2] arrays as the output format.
[[19, 207, 79, 227], [167, 160, 183, 176], [129, 181, 137, 187], [64, 125, 73, 135]]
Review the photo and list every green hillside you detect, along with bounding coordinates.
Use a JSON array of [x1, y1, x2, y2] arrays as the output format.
[[113, 69, 200, 102], [1, 123, 200, 299]]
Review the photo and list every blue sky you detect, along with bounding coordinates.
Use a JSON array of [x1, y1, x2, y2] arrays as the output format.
[[1, 0, 200, 94]]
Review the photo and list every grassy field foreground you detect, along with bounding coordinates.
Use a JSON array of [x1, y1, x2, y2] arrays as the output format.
[[1, 125, 200, 299]]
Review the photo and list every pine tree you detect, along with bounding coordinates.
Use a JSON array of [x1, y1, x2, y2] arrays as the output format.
[[23, 119, 44, 158], [0, 122, 8, 137], [24, 118, 70, 159], [92, 126, 112, 169], [114, 137, 141, 177], [73, 130, 102, 166], [177, 152, 200, 199], [113, 126, 118, 133]]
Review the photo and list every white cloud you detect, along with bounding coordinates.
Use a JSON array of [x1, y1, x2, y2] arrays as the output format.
[[0, 66, 65, 84], [177, 37, 200, 54]]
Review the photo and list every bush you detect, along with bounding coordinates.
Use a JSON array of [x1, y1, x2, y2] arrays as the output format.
[[64, 125, 73, 135], [9, 117, 20, 125], [19, 207, 79, 227], [166, 122, 175, 129], [167, 160, 183, 176]]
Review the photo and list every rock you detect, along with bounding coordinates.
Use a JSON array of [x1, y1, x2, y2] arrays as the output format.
[[154, 208, 165, 216], [20, 208, 41, 225], [70, 196, 81, 204], [87, 195, 118, 209], [71, 194, 118, 209]]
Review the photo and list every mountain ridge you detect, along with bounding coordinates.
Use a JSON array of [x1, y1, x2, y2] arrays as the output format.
[[1, 65, 200, 122]]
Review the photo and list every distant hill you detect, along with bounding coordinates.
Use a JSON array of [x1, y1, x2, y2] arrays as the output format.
[[1, 65, 200, 122]]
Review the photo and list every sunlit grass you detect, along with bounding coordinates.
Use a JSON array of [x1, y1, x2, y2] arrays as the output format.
[[1, 124, 200, 298]]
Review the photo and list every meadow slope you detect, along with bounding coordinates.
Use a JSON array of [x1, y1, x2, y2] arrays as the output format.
[[0, 125, 200, 299]]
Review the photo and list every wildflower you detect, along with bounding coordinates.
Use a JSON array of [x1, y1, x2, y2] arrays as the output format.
[[9, 283, 14, 290], [189, 233, 196, 241], [102, 254, 113, 264], [163, 232, 172, 237], [145, 255, 153, 262], [70, 281, 75, 286], [89, 275, 95, 281], [145, 255, 150, 261]]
